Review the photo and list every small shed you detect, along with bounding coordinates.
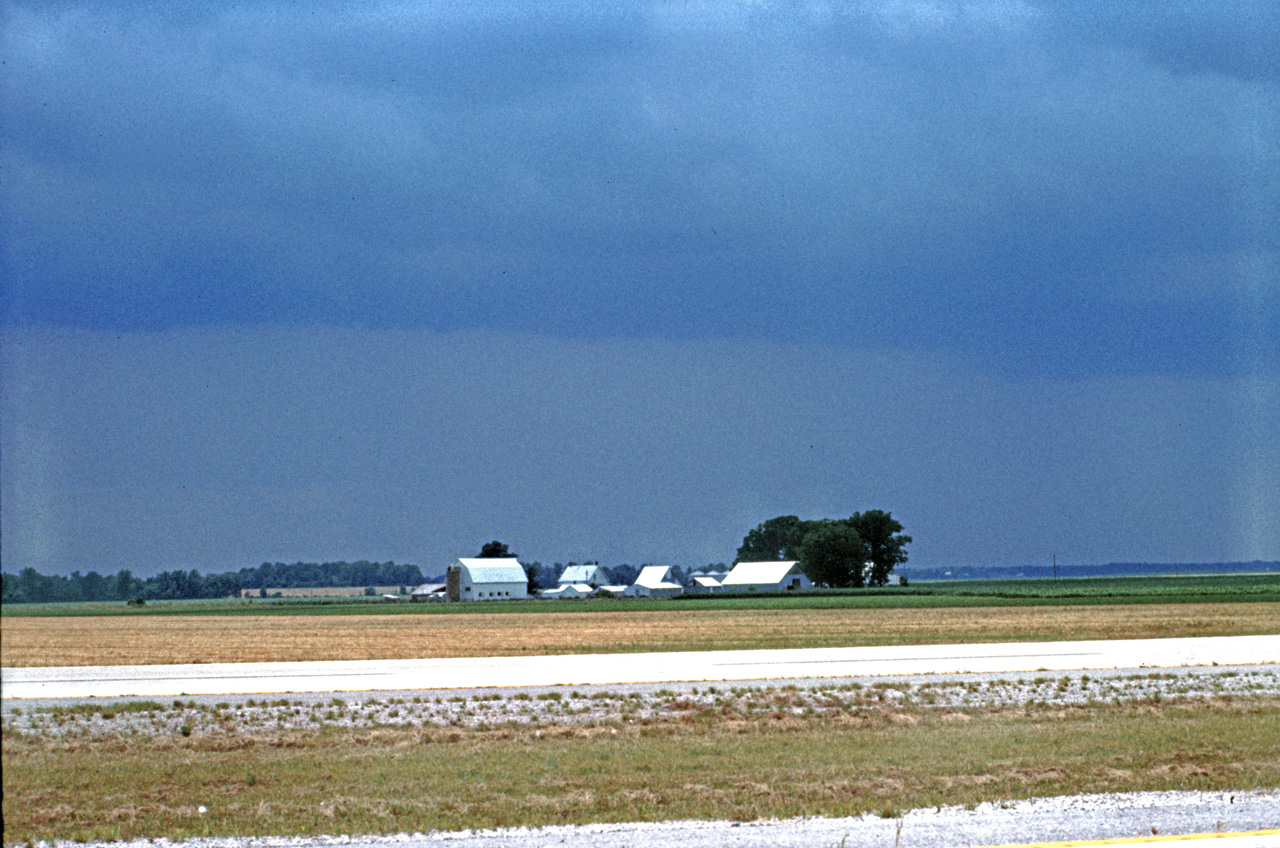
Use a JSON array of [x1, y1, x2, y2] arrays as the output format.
[[446, 558, 529, 602], [721, 561, 812, 592], [623, 565, 684, 598], [540, 583, 594, 600], [684, 575, 723, 594], [410, 583, 447, 602]]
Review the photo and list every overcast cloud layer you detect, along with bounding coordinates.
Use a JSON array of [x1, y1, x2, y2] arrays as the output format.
[[2, 1, 1277, 575]]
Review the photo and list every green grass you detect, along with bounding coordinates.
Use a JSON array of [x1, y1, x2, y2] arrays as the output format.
[[38, 700, 167, 720], [3, 573, 1278, 617], [5, 696, 1278, 842]]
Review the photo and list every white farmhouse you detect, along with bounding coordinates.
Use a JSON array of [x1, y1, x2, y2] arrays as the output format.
[[623, 565, 684, 598], [721, 561, 812, 592], [445, 558, 528, 602], [558, 564, 608, 586]]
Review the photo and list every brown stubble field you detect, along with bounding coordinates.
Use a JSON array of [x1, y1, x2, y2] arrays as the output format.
[[4, 602, 1279, 667]]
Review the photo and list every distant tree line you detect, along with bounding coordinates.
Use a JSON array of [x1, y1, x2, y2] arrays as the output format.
[[736, 511, 911, 588], [0, 561, 424, 605]]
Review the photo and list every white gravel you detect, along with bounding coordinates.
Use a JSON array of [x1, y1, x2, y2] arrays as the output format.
[[6, 668, 1277, 738]]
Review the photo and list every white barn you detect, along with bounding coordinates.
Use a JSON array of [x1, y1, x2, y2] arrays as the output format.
[[721, 561, 812, 592], [623, 565, 684, 598], [558, 564, 608, 586], [445, 558, 528, 602]]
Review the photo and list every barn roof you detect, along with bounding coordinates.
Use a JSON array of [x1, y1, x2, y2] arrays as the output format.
[[721, 561, 803, 586], [632, 565, 679, 589], [455, 558, 527, 584]]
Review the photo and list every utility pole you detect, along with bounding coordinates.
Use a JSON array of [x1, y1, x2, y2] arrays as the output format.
[[1053, 553, 1058, 580]]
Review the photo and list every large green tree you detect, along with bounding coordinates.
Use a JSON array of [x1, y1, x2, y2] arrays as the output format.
[[847, 510, 912, 587], [735, 515, 808, 562], [737, 511, 912, 588], [477, 540, 512, 558], [798, 521, 870, 588]]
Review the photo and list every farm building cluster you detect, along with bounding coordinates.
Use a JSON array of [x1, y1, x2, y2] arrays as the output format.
[[411, 558, 812, 602]]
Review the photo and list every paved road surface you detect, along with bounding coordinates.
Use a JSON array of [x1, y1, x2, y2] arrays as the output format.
[[3, 635, 1277, 700]]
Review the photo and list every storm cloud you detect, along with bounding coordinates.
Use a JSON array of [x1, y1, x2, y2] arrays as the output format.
[[2, 1, 1277, 574]]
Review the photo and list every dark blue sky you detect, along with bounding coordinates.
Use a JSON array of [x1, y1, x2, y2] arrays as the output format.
[[2, 1, 1277, 576]]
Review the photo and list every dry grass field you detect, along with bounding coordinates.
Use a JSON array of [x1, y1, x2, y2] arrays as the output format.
[[4, 602, 1278, 667]]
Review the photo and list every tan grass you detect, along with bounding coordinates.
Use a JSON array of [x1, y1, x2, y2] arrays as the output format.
[[3, 602, 1278, 667]]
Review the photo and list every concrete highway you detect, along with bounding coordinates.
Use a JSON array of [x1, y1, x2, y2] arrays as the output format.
[[3, 634, 1277, 700]]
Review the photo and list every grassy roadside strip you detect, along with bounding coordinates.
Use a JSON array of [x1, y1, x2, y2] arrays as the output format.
[[4, 696, 1278, 843]]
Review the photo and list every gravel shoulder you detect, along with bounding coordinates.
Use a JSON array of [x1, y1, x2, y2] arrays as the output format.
[[6, 666, 1277, 737]]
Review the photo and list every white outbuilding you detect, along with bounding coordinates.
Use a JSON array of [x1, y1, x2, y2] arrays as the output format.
[[558, 564, 608, 586], [540, 583, 594, 600], [684, 575, 723, 594], [720, 561, 812, 592], [623, 565, 684, 598], [410, 583, 447, 602], [445, 558, 529, 602]]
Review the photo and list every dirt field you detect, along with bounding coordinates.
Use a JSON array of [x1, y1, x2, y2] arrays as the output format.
[[4, 602, 1278, 667]]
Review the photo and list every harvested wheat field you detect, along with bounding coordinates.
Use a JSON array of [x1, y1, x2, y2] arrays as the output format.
[[4, 602, 1279, 667]]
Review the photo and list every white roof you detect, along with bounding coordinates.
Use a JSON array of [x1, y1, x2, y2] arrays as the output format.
[[722, 561, 802, 586], [560, 565, 605, 584], [632, 565, 677, 588], [690, 576, 722, 587], [411, 583, 446, 594], [541, 583, 593, 597], [455, 558, 527, 584]]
